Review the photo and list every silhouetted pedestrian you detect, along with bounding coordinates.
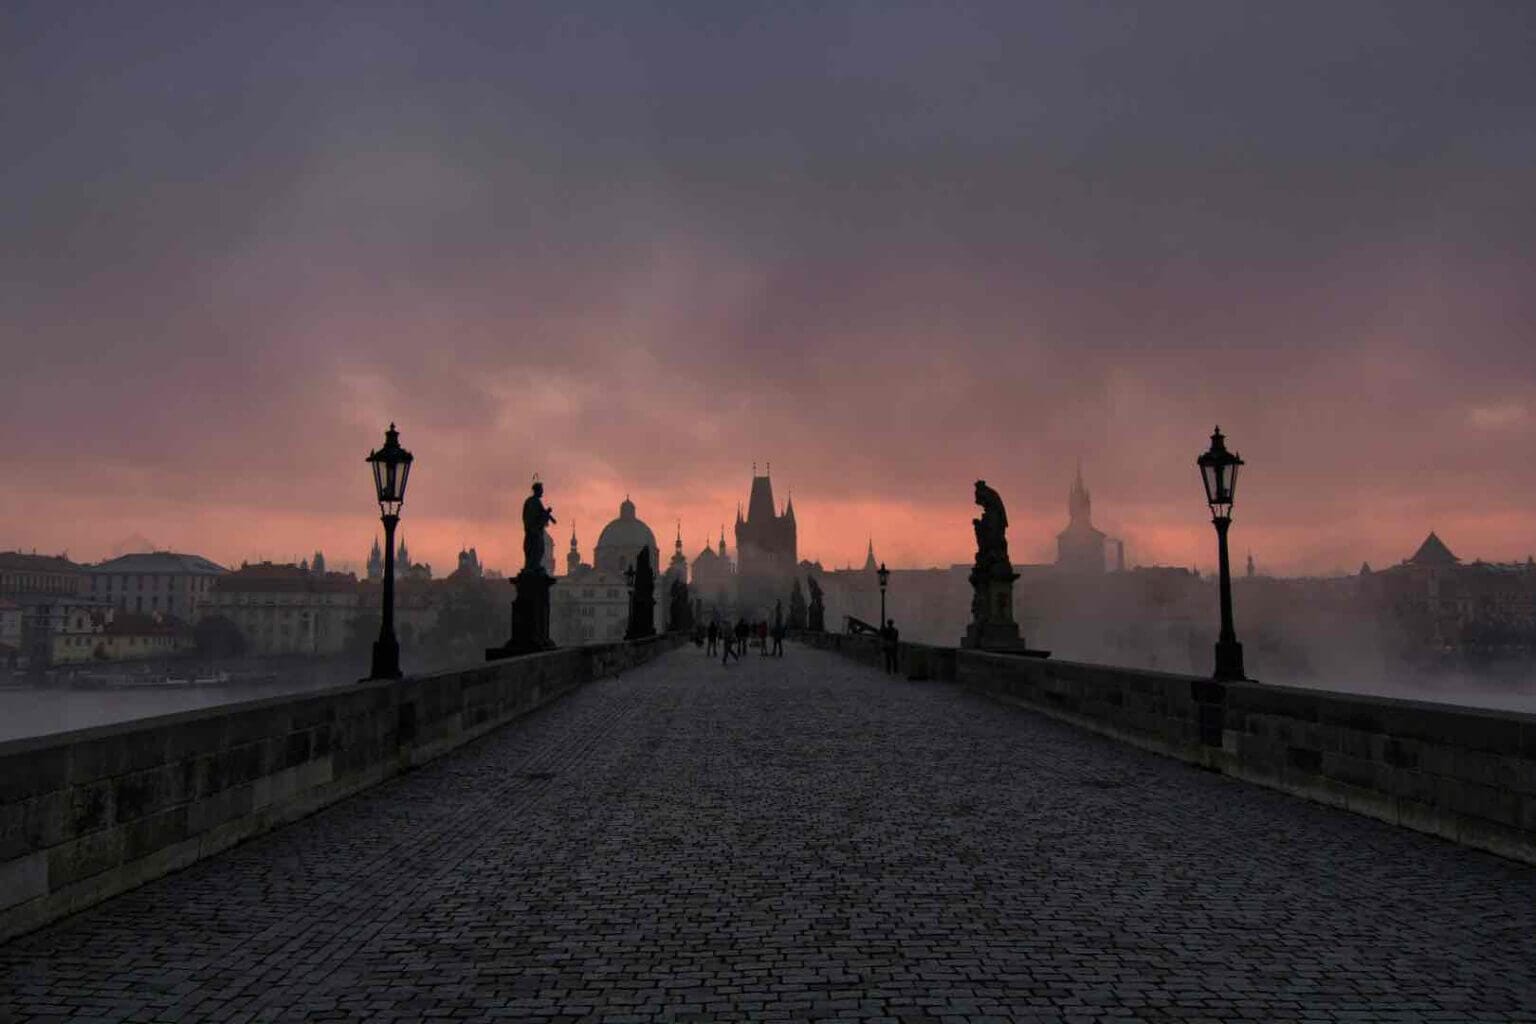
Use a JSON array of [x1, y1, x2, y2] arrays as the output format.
[[881, 618, 899, 674], [706, 621, 719, 656], [771, 621, 785, 657], [721, 627, 738, 664], [735, 618, 749, 658]]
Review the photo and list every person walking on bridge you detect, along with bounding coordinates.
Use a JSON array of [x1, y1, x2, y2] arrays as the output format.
[[721, 622, 738, 664], [771, 621, 785, 658], [706, 620, 719, 657]]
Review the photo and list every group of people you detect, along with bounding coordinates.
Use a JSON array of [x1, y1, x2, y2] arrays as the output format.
[[699, 618, 786, 662]]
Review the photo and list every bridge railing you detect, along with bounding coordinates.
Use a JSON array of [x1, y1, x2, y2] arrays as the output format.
[[792, 629, 1536, 867], [0, 634, 685, 944]]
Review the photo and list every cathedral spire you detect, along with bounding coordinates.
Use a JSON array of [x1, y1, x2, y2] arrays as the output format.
[[863, 538, 877, 572], [1069, 460, 1092, 526]]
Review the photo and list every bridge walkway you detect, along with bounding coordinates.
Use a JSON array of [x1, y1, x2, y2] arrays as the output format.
[[2, 645, 1533, 1022]]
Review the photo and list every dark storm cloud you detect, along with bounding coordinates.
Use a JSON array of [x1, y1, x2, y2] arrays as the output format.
[[3, 0, 1535, 572]]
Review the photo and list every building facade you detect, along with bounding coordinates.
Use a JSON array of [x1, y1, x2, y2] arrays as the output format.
[[85, 551, 227, 620], [202, 563, 361, 656]]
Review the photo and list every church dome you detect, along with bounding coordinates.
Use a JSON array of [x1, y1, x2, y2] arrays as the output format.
[[594, 497, 658, 573]]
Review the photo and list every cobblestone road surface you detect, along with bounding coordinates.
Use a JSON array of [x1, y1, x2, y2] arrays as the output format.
[[3, 645, 1534, 1023]]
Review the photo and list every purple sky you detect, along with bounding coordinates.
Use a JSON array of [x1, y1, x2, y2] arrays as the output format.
[[4, 1, 1536, 575]]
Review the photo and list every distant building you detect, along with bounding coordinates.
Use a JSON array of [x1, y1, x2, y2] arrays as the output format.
[[202, 562, 360, 656], [396, 538, 432, 582], [450, 547, 484, 581], [50, 608, 193, 664], [552, 528, 631, 645], [690, 528, 735, 619], [594, 497, 659, 575], [367, 538, 384, 582], [0, 552, 105, 667], [734, 468, 797, 615], [661, 524, 690, 631], [85, 551, 226, 620], [0, 599, 20, 668], [1055, 464, 1107, 575], [0, 552, 84, 598]]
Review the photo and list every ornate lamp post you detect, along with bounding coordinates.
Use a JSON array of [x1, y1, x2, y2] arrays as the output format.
[[877, 562, 890, 628], [365, 423, 413, 680], [1197, 426, 1245, 681]]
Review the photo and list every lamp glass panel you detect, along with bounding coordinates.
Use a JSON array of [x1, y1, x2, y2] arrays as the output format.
[[372, 459, 387, 501], [1224, 463, 1239, 504], [396, 460, 411, 501], [1201, 464, 1219, 505]]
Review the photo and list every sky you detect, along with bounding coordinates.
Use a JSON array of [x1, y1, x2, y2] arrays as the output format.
[[3, 1, 1536, 577]]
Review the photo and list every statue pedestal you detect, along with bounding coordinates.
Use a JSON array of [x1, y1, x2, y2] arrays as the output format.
[[962, 567, 1050, 656], [486, 569, 556, 660]]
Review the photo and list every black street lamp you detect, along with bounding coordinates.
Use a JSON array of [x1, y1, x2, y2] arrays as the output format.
[[877, 562, 890, 628], [365, 423, 413, 680], [1197, 426, 1245, 681]]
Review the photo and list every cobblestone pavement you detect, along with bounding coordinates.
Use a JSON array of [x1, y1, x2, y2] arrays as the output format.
[[3, 645, 1535, 1024]]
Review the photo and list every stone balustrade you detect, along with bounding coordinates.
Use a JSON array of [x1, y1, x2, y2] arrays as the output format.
[[0, 636, 682, 942], [795, 630, 1536, 865]]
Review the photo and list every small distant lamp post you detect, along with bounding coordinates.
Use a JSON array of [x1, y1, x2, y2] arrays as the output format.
[[877, 562, 890, 628], [365, 423, 413, 680], [1197, 426, 1245, 681]]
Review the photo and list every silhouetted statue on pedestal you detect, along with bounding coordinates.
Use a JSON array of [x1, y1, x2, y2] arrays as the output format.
[[668, 578, 692, 633], [788, 578, 808, 630], [488, 481, 558, 660], [963, 479, 1044, 655], [807, 576, 826, 633], [522, 482, 556, 573], [626, 549, 656, 640]]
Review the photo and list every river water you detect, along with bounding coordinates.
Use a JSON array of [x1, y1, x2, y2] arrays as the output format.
[[0, 660, 364, 742]]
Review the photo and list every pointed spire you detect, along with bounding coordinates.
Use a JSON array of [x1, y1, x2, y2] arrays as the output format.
[[675, 520, 683, 553]]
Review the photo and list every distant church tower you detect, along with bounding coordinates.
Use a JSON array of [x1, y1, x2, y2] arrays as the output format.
[[1055, 463, 1107, 574], [367, 537, 383, 582], [668, 522, 689, 584], [566, 524, 583, 576], [734, 465, 797, 613]]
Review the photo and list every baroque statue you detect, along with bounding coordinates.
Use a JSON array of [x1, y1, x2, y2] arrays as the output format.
[[522, 481, 557, 576]]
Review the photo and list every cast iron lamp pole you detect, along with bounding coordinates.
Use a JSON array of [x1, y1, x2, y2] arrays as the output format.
[[1197, 426, 1245, 681], [877, 562, 890, 628], [365, 423, 413, 680]]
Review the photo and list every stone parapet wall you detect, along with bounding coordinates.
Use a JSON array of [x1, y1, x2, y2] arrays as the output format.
[[797, 631, 1536, 865], [0, 636, 682, 942]]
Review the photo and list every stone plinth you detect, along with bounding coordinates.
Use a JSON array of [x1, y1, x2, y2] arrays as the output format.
[[486, 569, 556, 660], [962, 566, 1045, 654]]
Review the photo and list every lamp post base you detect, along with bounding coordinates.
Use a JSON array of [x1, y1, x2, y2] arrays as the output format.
[[368, 636, 401, 680], [1213, 639, 1245, 681]]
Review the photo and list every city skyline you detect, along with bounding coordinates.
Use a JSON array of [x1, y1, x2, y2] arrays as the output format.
[[6, 454, 1530, 583]]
